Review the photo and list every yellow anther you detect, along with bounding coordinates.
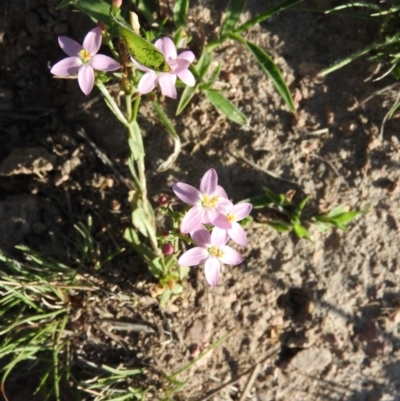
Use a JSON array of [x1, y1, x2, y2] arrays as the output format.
[[208, 246, 224, 258], [79, 49, 91, 63], [226, 213, 235, 222], [201, 194, 219, 209]]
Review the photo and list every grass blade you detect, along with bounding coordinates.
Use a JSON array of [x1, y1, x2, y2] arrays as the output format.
[[234, 0, 302, 34], [220, 0, 246, 38], [203, 89, 248, 125], [231, 34, 295, 112], [176, 85, 197, 115], [174, 0, 189, 29]]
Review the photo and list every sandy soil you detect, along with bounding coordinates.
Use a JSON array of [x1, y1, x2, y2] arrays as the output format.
[[1, 0, 400, 400]]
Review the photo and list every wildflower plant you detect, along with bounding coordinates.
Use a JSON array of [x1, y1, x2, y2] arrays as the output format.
[[51, 0, 299, 303]]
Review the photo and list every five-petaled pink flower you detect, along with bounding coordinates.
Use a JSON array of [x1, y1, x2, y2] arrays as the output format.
[[50, 27, 121, 95], [172, 168, 232, 234], [133, 37, 195, 99], [213, 202, 252, 246], [178, 226, 243, 287]]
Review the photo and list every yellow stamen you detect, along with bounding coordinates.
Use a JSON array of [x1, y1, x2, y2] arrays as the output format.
[[226, 213, 236, 222], [202, 194, 219, 208], [79, 49, 91, 63], [208, 246, 224, 258]]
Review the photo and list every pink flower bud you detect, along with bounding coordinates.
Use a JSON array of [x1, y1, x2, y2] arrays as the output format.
[[159, 195, 169, 207], [162, 243, 174, 256], [97, 20, 106, 33], [112, 0, 122, 8]]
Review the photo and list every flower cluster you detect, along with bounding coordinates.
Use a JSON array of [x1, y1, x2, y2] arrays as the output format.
[[172, 169, 252, 287], [132, 37, 195, 99]]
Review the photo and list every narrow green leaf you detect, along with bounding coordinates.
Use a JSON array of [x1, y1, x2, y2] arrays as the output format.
[[137, 0, 159, 22], [176, 85, 197, 115], [220, 0, 246, 38], [68, 0, 112, 26], [160, 289, 172, 306], [203, 89, 248, 125], [264, 187, 290, 206], [152, 101, 181, 171], [293, 224, 311, 239], [234, 0, 303, 34], [56, 0, 74, 9], [266, 221, 292, 232], [325, 2, 381, 14], [195, 49, 212, 78], [110, 12, 170, 72], [174, 0, 189, 29], [231, 34, 296, 112], [293, 196, 309, 220], [241, 194, 272, 209], [132, 209, 156, 240], [331, 211, 363, 226], [148, 257, 164, 279]]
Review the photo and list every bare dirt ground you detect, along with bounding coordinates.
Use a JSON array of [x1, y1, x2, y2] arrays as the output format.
[[1, 0, 400, 400]]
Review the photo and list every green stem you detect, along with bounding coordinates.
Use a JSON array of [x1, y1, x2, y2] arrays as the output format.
[[96, 81, 128, 126]]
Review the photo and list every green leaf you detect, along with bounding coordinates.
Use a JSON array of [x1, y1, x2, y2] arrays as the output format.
[[132, 209, 156, 240], [230, 34, 296, 112], [174, 0, 189, 29], [160, 289, 172, 306], [58, 0, 112, 26], [195, 49, 212, 78], [203, 89, 248, 125], [110, 12, 170, 72], [293, 224, 311, 239], [234, 0, 303, 34], [152, 101, 181, 171], [123, 228, 156, 261], [176, 85, 197, 115], [264, 187, 290, 207], [292, 196, 309, 224], [148, 257, 164, 279], [241, 194, 272, 209], [266, 221, 292, 232], [220, 0, 246, 38]]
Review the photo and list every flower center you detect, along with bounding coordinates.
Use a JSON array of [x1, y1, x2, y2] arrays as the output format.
[[202, 194, 219, 209], [226, 213, 235, 222], [208, 246, 224, 259], [79, 49, 91, 63]]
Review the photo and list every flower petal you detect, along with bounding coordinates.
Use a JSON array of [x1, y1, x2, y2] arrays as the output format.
[[131, 57, 151, 72], [232, 203, 252, 221], [200, 168, 217, 195], [204, 257, 221, 287], [192, 227, 211, 247], [58, 36, 82, 57], [178, 247, 208, 266], [219, 246, 243, 265], [91, 54, 121, 71], [177, 50, 195, 63], [169, 58, 190, 74], [228, 223, 248, 246], [155, 37, 177, 59], [217, 185, 228, 199], [211, 226, 229, 247], [50, 57, 82, 76], [83, 27, 102, 55], [177, 69, 195, 87], [181, 205, 203, 234], [213, 213, 232, 229], [138, 71, 158, 94], [78, 64, 95, 95], [158, 73, 177, 99], [172, 182, 202, 205], [217, 196, 233, 212]]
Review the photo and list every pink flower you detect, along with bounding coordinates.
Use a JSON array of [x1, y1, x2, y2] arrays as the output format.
[[172, 169, 232, 234], [51, 27, 121, 95], [133, 37, 195, 99], [178, 227, 243, 286], [213, 203, 252, 246]]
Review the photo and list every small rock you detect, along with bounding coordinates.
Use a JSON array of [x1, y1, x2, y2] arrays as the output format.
[[289, 347, 332, 373]]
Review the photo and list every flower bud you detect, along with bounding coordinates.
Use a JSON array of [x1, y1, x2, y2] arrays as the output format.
[[97, 20, 106, 33], [162, 243, 174, 256], [112, 0, 123, 8], [159, 195, 169, 207]]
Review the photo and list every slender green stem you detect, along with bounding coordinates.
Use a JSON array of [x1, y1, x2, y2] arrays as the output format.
[[131, 95, 141, 123], [96, 81, 128, 126]]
